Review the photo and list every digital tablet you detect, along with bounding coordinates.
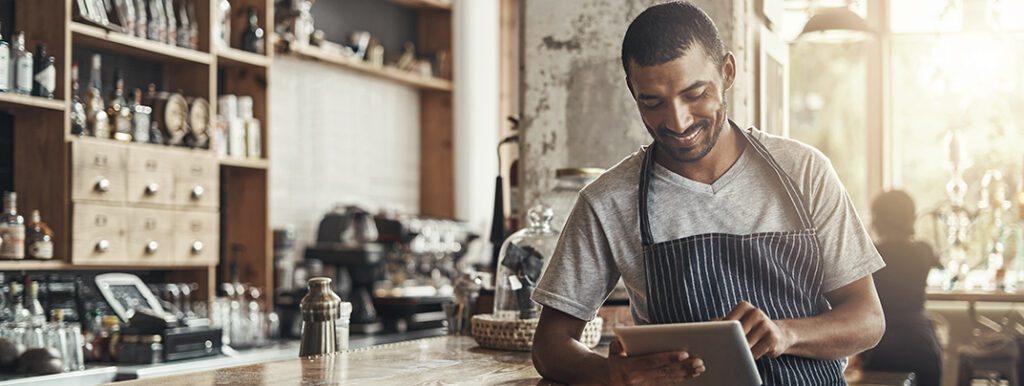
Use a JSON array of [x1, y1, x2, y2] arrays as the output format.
[[613, 321, 761, 386]]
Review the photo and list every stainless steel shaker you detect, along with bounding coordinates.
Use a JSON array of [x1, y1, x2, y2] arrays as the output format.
[[299, 277, 343, 357]]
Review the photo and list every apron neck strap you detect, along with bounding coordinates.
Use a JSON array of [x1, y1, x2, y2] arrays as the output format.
[[638, 121, 816, 247]]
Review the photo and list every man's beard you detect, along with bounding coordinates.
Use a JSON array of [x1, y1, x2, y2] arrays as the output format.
[[650, 102, 727, 163]]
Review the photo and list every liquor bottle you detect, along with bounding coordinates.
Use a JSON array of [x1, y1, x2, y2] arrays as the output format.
[[176, 0, 190, 48], [25, 210, 53, 260], [0, 25, 10, 93], [31, 44, 55, 99], [147, 0, 166, 43], [109, 68, 133, 141], [240, 7, 265, 54], [163, 0, 177, 45], [187, 2, 199, 49], [86, 54, 111, 139], [9, 283, 27, 323], [132, 88, 152, 143], [217, 0, 231, 49], [134, 0, 149, 38], [0, 192, 25, 260], [12, 31, 32, 95], [70, 62, 88, 136], [25, 281, 45, 326]]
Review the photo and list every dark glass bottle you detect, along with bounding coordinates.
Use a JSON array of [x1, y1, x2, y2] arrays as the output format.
[[109, 69, 133, 141], [25, 210, 53, 260], [32, 44, 55, 99], [240, 7, 265, 54]]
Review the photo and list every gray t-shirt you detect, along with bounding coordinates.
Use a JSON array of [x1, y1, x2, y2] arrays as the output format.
[[532, 128, 885, 323]]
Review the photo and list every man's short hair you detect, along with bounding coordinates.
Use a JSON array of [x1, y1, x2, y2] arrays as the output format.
[[621, 1, 726, 76]]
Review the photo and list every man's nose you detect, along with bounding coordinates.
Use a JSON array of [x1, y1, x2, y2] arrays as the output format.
[[666, 100, 695, 133]]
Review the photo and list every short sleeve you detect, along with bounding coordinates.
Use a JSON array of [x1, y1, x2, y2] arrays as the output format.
[[532, 195, 621, 321], [807, 154, 886, 293]]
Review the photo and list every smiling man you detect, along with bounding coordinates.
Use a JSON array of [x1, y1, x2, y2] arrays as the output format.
[[529, 2, 886, 385]]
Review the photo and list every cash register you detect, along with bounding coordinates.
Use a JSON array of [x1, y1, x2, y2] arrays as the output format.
[[94, 273, 222, 362]]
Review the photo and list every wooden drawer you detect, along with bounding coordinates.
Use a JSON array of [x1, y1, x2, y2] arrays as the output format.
[[175, 211, 219, 265], [126, 207, 175, 264], [127, 147, 176, 206], [71, 141, 127, 203], [72, 204, 127, 264], [174, 178, 219, 209], [174, 153, 219, 209]]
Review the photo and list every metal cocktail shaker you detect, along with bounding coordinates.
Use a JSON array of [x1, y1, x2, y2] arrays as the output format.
[[299, 277, 342, 357]]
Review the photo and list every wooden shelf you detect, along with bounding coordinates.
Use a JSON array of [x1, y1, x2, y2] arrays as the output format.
[[70, 22, 211, 65], [0, 93, 66, 112], [388, 0, 452, 10], [289, 46, 453, 91], [0, 260, 215, 271], [65, 135, 218, 156], [217, 47, 271, 68], [219, 157, 269, 169]]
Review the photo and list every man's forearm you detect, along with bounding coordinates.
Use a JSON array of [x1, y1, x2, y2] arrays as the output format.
[[532, 335, 610, 384], [777, 281, 885, 360]]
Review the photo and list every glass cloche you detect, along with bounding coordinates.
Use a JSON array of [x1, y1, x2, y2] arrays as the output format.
[[493, 204, 560, 320]]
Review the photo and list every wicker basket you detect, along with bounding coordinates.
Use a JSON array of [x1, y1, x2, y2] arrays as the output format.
[[471, 313, 603, 351]]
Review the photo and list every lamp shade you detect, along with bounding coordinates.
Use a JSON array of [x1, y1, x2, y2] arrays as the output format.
[[799, 7, 876, 43]]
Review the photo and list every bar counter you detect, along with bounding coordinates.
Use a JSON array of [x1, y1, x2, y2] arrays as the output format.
[[110, 336, 554, 386], [107, 335, 913, 386]]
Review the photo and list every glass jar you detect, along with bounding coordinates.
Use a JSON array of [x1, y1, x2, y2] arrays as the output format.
[[493, 204, 560, 320]]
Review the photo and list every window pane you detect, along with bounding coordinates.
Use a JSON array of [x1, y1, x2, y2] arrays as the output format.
[[789, 42, 869, 213]]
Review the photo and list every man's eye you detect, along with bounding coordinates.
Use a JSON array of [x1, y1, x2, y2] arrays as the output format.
[[642, 100, 662, 109], [685, 90, 707, 101]]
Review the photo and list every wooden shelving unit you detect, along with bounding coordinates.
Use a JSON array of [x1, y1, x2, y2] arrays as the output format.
[[0, 93, 66, 112], [3, 0, 276, 304], [388, 0, 453, 11], [288, 46, 452, 91]]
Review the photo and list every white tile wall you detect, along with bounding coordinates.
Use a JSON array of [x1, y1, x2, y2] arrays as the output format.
[[269, 56, 421, 247]]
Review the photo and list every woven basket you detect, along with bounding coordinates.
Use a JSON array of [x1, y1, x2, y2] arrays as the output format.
[[471, 313, 603, 351]]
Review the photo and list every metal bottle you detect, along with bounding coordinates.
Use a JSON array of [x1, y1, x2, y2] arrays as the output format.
[[298, 277, 341, 357]]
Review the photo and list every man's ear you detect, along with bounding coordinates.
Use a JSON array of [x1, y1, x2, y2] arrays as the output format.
[[721, 51, 736, 91]]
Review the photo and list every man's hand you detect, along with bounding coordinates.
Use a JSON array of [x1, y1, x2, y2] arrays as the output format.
[[725, 301, 794, 360], [607, 338, 705, 386]]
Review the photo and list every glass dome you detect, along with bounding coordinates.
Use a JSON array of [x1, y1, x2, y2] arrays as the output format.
[[493, 204, 560, 320]]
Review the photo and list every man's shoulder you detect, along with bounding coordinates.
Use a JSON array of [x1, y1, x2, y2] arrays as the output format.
[[749, 127, 833, 175], [578, 147, 645, 208]]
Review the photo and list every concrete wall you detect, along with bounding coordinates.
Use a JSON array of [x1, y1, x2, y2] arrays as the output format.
[[519, 0, 758, 226], [268, 56, 421, 248]]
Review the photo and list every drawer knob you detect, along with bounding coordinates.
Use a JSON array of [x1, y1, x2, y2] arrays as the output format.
[[191, 241, 204, 254], [145, 182, 160, 195], [145, 241, 159, 254], [191, 185, 205, 200], [95, 178, 111, 192], [95, 240, 110, 253]]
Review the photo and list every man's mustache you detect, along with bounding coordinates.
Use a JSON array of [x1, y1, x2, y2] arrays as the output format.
[[658, 119, 711, 137]]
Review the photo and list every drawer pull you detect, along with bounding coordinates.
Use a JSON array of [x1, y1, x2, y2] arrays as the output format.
[[95, 178, 111, 192], [191, 185, 205, 200], [145, 241, 159, 254], [145, 183, 160, 195], [191, 241, 204, 254], [95, 240, 110, 253]]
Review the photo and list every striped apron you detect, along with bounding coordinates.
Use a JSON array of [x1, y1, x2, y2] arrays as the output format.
[[639, 125, 847, 385]]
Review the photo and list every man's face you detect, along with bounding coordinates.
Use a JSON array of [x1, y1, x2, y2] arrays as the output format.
[[627, 47, 735, 164]]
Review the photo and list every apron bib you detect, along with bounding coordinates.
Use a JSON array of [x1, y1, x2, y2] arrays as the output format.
[[639, 124, 847, 385]]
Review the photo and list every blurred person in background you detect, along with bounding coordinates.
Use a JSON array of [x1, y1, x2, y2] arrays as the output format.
[[864, 190, 943, 386]]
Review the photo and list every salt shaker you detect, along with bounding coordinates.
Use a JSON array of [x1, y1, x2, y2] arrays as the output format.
[[299, 277, 342, 357]]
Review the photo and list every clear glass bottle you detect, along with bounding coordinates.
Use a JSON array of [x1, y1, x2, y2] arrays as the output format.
[[176, 0, 190, 48], [0, 192, 25, 260], [163, 0, 176, 45], [61, 310, 85, 371], [86, 54, 110, 139], [217, 0, 231, 49], [131, 88, 151, 143], [0, 24, 10, 93], [134, 0, 148, 38], [147, 0, 166, 43], [493, 204, 560, 320], [25, 281, 45, 326], [25, 210, 53, 260], [12, 31, 31, 95], [45, 309, 71, 372], [109, 68, 133, 142], [240, 6, 264, 54], [70, 62, 88, 136], [294, 0, 315, 49], [187, 2, 199, 49]]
